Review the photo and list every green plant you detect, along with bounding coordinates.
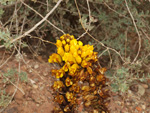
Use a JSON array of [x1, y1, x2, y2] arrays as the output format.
[[0, 89, 11, 107], [1, 69, 28, 84]]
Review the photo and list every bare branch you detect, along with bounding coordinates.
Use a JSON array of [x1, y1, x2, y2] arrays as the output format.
[[21, 0, 65, 34], [0, 0, 63, 49], [125, 0, 141, 64]]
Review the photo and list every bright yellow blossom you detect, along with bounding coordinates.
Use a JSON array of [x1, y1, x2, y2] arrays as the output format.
[[60, 35, 65, 40], [66, 38, 70, 43], [70, 39, 77, 46], [48, 53, 62, 64], [78, 41, 83, 46], [75, 55, 82, 64], [63, 52, 76, 64], [57, 47, 64, 57], [64, 44, 70, 52], [56, 40, 62, 47], [70, 45, 78, 55], [55, 69, 64, 78], [69, 64, 79, 75], [62, 62, 70, 72], [62, 40, 66, 45]]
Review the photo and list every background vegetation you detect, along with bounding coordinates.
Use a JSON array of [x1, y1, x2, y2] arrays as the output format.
[[0, 0, 150, 112]]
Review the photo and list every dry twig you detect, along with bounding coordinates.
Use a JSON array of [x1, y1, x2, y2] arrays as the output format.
[[125, 0, 141, 64], [74, 0, 126, 63], [0, 0, 63, 49]]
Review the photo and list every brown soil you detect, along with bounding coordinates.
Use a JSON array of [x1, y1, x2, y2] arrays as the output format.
[[0, 50, 55, 113]]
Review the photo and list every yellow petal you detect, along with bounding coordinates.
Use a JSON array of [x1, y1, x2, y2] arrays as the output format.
[[56, 40, 62, 47], [48, 53, 62, 64], [65, 77, 73, 87], [57, 47, 64, 57], [66, 92, 73, 102], [78, 41, 83, 46], [75, 55, 82, 64], [69, 64, 79, 75], [62, 40, 66, 45], [63, 53, 76, 63], [64, 44, 69, 52], [70, 39, 77, 46]]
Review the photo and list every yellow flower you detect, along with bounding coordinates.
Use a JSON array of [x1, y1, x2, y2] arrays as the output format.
[[62, 40, 66, 45], [55, 94, 65, 104], [62, 62, 70, 72], [57, 47, 64, 57], [70, 35, 74, 40], [64, 44, 69, 52], [60, 35, 65, 40], [78, 41, 83, 46], [85, 52, 98, 62], [66, 92, 73, 102], [63, 52, 76, 64], [51, 69, 57, 76], [75, 55, 82, 64], [70, 45, 77, 55], [81, 45, 94, 58], [70, 39, 77, 46], [53, 81, 64, 91], [77, 50, 82, 55], [48, 53, 62, 64], [81, 60, 88, 67], [56, 40, 62, 47], [65, 77, 73, 87], [55, 69, 64, 78], [69, 64, 79, 75], [66, 38, 70, 43]]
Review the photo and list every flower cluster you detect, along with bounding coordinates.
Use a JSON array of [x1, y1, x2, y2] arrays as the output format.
[[49, 34, 108, 113]]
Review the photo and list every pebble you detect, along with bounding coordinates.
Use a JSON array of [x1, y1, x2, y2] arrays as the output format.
[[28, 69, 32, 73], [33, 85, 38, 89], [34, 64, 39, 69], [36, 104, 39, 107], [141, 104, 146, 110]]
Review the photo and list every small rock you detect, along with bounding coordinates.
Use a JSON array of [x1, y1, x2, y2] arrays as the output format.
[[28, 69, 32, 73], [43, 72, 48, 76], [33, 85, 38, 89], [141, 104, 146, 110], [137, 85, 145, 96], [34, 64, 39, 69], [36, 104, 40, 107]]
